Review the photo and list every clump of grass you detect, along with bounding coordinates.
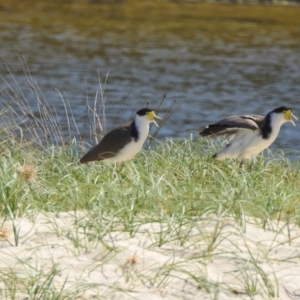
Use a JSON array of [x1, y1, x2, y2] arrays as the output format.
[[18, 164, 38, 182]]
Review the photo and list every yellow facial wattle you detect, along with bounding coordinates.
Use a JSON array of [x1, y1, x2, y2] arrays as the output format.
[[284, 109, 297, 126], [147, 111, 162, 127]]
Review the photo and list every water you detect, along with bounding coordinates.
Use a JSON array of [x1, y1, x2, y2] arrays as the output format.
[[1, 2, 300, 156]]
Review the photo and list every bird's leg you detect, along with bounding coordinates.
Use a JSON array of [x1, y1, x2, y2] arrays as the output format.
[[239, 159, 244, 168], [113, 162, 126, 183], [248, 156, 256, 172], [248, 161, 253, 172]]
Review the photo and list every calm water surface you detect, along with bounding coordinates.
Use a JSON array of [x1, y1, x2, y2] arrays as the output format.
[[1, 2, 300, 155]]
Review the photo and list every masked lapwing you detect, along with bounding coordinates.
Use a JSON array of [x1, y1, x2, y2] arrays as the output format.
[[199, 106, 297, 163], [80, 108, 161, 164]]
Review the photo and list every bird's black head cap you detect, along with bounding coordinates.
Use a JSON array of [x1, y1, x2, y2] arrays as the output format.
[[136, 108, 154, 116], [272, 106, 292, 113]]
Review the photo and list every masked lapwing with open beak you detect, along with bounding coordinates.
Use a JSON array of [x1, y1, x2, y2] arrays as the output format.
[[199, 106, 297, 164], [80, 108, 161, 164]]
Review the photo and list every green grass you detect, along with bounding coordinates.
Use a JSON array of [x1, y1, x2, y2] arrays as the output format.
[[1, 133, 299, 224]]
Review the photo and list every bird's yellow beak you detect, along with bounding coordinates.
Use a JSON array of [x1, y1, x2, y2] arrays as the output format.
[[285, 110, 298, 126], [148, 111, 162, 127]]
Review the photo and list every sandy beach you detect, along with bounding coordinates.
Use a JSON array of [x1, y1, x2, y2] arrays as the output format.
[[1, 212, 300, 299]]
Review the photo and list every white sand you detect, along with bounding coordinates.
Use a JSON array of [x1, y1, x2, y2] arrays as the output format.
[[1, 212, 300, 299]]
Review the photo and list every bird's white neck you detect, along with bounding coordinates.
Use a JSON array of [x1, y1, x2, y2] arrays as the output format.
[[267, 112, 287, 142], [134, 114, 150, 143]]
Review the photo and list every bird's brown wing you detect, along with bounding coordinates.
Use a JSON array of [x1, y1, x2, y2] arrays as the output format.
[[199, 114, 264, 138], [80, 122, 133, 163]]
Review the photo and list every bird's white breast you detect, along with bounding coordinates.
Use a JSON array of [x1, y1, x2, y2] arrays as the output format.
[[104, 115, 150, 163], [216, 112, 286, 160]]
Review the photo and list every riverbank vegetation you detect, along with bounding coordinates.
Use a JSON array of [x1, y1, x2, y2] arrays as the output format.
[[1, 1, 300, 46]]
